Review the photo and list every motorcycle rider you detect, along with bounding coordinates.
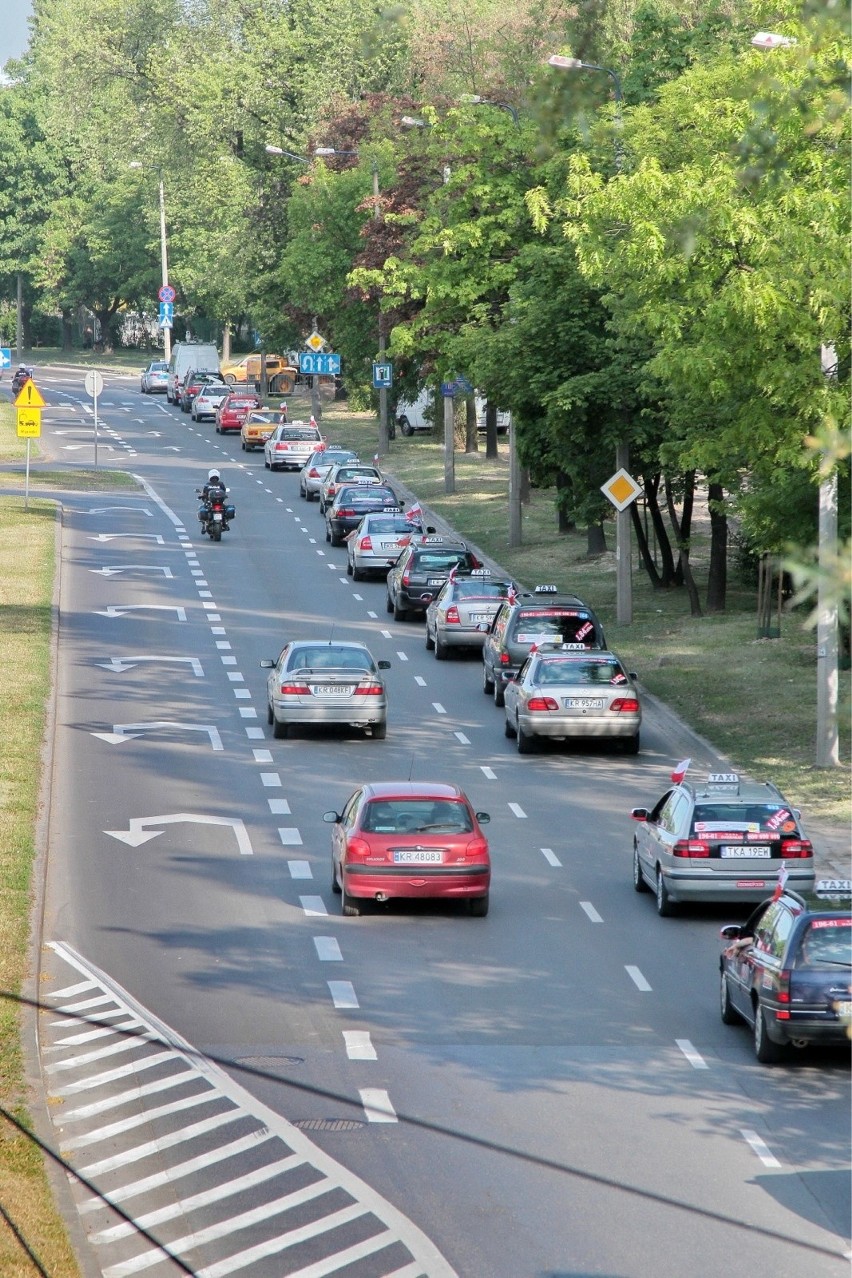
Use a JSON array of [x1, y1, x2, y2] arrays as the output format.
[[198, 468, 230, 530]]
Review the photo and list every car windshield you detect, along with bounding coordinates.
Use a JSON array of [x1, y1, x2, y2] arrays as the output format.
[[795, 921, 852, 967], [149, 362, 168, 372], [290, 647, 375, 671], [535, 658, 625, 686], [691, 804, 802, 835], [512, 611, 594, 644], [201, 385, 229, 396], [362, 800, 473, 834]]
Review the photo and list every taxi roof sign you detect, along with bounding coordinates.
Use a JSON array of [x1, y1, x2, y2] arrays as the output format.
[[14, 378, 47, 409]]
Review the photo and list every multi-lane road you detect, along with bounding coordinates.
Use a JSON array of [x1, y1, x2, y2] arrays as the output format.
[[19, 367, 851, 1278]]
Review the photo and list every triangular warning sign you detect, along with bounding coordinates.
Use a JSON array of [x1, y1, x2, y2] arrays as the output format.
[[14, 378, 47, 408]]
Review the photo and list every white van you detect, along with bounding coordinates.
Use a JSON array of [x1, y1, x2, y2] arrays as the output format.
[[167, 341, 220, 404], [395, 388, 509, 437]]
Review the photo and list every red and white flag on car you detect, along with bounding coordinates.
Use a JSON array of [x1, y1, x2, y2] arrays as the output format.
[[405, 502, 422, 525], [772, 863, 790, 901], [310, 416, 318, 429], [670, 757, 691, 784], [373, 453, 380, 466], [447, 562, 459, 583], [507, 584, 518, 604]]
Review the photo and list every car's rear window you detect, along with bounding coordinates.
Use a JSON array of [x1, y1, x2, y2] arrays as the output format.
[[362, 800, 473, 834], [290, 648, 374, 671], [511, 610, 596, 645], [691, 804, 802, 837], [535, 658, 626, 686], [794, 920, 852, 967], [150, 362, 168, 371], [366, 517, 410, 535], [336, 487, 397, 506], [413, 551, 471, 571], [228, 397, 258, 407], [454, 581, 510, 600], [336, 467, 379, 480]]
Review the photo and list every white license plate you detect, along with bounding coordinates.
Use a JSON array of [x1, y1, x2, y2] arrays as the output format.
[[310, 685, 354, 696], [470, 613, 491, 622], [721, 846, 771, 858], [380, 542, 401, 551], [564, 698, 604, 709], [213, 512, 223, 521], [393, 850, 443, 864], [427, 578, 445, 586]]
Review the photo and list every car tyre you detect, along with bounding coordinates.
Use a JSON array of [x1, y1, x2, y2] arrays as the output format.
[[504, 714, 516, 739], [434, 637, 448, 661], [272, 716, 288, 740], [331, 860, 342, 894], [393, 599, 408, 622], [371, 721, 387, 740], [517, 720, 534, 753], [632, 843, 649, 892], [720, 971, 741, 1025], [754, 1003, 785, 1063], [493, 680, 505, 708], [469, 894, 489, 918], [385, 592, 394, 614], [623, 732, 641, 755], [267, 701, 273, 725], [425, 628, 435, 651], [352, 563, 364, 582], [330, 530, 343, 548], [342, 888, 363, 917], [346, 559, 353, 576], [399, 418, 413, 437], [482, 664, 494, 695], [655, 868, 675, 917], [325, 525, 331, 543]]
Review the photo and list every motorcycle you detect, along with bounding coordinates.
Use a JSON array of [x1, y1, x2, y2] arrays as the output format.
[[196, 485, 235, 542], [11, 366, 34, 395]]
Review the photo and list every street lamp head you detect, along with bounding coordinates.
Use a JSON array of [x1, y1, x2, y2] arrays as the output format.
[[400, 115, 427, 129], [265, 144, 284, 155], [751, 31, 797, 49], [548, 55, 584, 70], [128, 161, 143, 169]]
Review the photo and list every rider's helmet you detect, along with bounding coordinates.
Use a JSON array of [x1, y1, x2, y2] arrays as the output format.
[[208, 469, 221, 483]]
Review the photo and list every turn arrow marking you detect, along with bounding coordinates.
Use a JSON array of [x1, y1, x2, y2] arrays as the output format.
[[90, 534, 165, 544], [91, 722, 222, 750], [63, 444, 116, 451], [94, 605, 187, 620], [87, 506, 154, 516], [97, 656, 204, 676], [104, 813, 253, 855], [90, 566, 174, 578]]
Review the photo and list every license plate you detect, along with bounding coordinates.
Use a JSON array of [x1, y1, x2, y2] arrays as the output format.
[[721, 846, 771, 858], [564, 698, 604, 709], [393, 850, 443, 864], [213, 512, 223, 521], [310, 685, 354, 696], [427, 577, 445, 586], [380, 542, 401, 551], [470, 613, 490, 622]]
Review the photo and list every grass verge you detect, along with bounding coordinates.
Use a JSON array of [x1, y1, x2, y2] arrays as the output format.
[[317, 401, 850, 824]]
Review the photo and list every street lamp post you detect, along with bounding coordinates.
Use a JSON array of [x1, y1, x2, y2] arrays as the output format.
[[548, 55, 632, 623], [130, 163, 171, 361]]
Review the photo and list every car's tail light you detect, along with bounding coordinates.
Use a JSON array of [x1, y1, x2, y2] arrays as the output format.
[[777, 969, 792, 1018], [308, 467, 321, 478], [499, 652, 510, 665], [346, 837, 371, 859], [673, 840, 710, 858], [445, 606, 460, 624], [610, 698, 640, 712], [328, 483, 337, 496], [353, 681, 383, 696], [527, 697, 559, 712], [780, 839, 813, 859], [338, 507, 356, 518], [275, 442, 290, 450], [402, 570, 411, 586], [358, 536, 373, 551], [280, 683, 311, 695], [463, 838, 489, 861]]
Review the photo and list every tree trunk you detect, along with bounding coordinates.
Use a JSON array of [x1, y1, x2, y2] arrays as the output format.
[[706, 480, 727, 612], [464, 395, 478, 452], [665, 473, 702, 616], [555, 469, 574, 534], [644, 472, 677, 585], [630, 500, 663, 587], [484, 402, 499, 459], [60, 308, 74, 351], [586, 523, 607, 555]]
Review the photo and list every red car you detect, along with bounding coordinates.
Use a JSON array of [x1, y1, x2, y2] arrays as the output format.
[[324, 781, 491, 917], [215, 391, 262, 434]]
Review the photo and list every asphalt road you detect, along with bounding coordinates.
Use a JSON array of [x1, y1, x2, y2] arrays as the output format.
[[20, 366, 851, 1278]]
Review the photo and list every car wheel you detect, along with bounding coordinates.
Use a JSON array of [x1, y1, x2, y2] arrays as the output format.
[[331, 859, 342, 894], [754, 1003, 785, 1063], [482, 664, 494, 695], [346, 559, 353, 576], [267, 701, 273, 725], [215, 425, 221, 434], [325, 525, 331, 543], [517, 720, 534, 753], [272, 716, 288, 740], [434, 638, 448, 661], [330, 530, 343, 548], [190, 409, 196, 421], [720, 971, 741, 1025], [493, 680, 505, 708], [352, 563, 364, 582], [299, 485, 306, 499], [371, 721, 387, 740], [504, 714, 516, 739], [264, 458, 270, 468], [385, 593, 394, 614], [425, 628, 435, 651], [393, 599, 408, 622], [399, 418, 413, 437], [225, 373, 237, 384], [342, 888, 363, 917], [655, 868, 675, 917], [632, 843, 649, 892], [240, 440, 246, 450], [470, 894, 489, 918], [623, 732, 641, 755]]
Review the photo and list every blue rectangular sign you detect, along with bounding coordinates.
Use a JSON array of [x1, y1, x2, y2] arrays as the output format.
[[0, 347, 11, 370], [372, 362, 393, 389], [299, 352, 341, 376]]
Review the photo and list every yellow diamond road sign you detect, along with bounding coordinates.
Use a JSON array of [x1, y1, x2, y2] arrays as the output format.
[[602, 468, 642, 512], [14, 378, 47, 408], [305, 330, 326, 353], [17, 407, 41, 438]]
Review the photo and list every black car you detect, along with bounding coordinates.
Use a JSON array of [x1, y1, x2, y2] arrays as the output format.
[[325, 484, 401, 547], [385, 536, 480, 622], [481, 585, 606, 706], [180, 368, 225, 412], [719, 881, 851, 1062]]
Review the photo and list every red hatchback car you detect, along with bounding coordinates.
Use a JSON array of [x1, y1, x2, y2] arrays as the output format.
[[215, 391, 262, 434], [324, 782, 492, 917]]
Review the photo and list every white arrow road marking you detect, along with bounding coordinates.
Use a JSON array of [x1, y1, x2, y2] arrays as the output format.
[[104, 814, 253, 855], [91, 723, 223, 750], [63, 444, 116, 451], [90, 566, 174, 578], [90, 534, 165, 544], [97, 656, 204, 676], [94, 605, 186, 621], [87, 507, 153, 516]]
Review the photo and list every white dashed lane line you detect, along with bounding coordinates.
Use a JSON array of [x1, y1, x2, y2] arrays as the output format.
[[508, 803, 526, 818], [541, 847, 561, 866], [328, 981, 359, 1009], [625, 965, 652, 992], [579, 901, 603, 923], [268, 799, 290, 814], [360, 1089, 398, 1124], [414, 676, 426, 687], [432, 702, 446, 715], [314, 937, 343, 961], [480, 766, 496, 780], [676, 1039, 708, 1070], [454, 731, 470, 744], [253, 749, 273, 763], [288, 860, 312, 879], [278, 828, 303, 846], [740, 1129, 782, 1168], [300, 896, 328, 916], [261, 773, 281, 787], [343, 1032, 377, 1061]]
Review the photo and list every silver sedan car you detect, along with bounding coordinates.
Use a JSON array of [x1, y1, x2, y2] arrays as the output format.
[[503, 647, 641, 754], [299, 448, 359, 500], [318, 462, 382, 512], [191, 382, 230, 421], [261, 641, 390, 740], [425, 570, 516, 659], [140, 361, 168, 393], [346, 510, 420, 579]]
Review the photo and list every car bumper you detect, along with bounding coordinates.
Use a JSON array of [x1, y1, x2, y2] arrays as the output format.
[[435, 626, 488, 649], [398, 589, 437, 614], [663, 866, 815, 903], [353, 552, 398, 573], [343, 863, 490, 900], [272, 701, 386, 728], [517, 712, 641, 739]]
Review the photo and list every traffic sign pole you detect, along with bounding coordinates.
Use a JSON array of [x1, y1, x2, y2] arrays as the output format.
[[616, 443, 633, 625]]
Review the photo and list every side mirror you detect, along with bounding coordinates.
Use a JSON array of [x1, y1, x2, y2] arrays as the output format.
[[475, 811, 491, 824], [629, 672, 638, 681], [377, 660, 391, 670], [720, 924, 742, 941], [322, 810, 341, 824], [259, 659, 274, 669], [425, 525, 436, 534], [630, 808, 650, 822]]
